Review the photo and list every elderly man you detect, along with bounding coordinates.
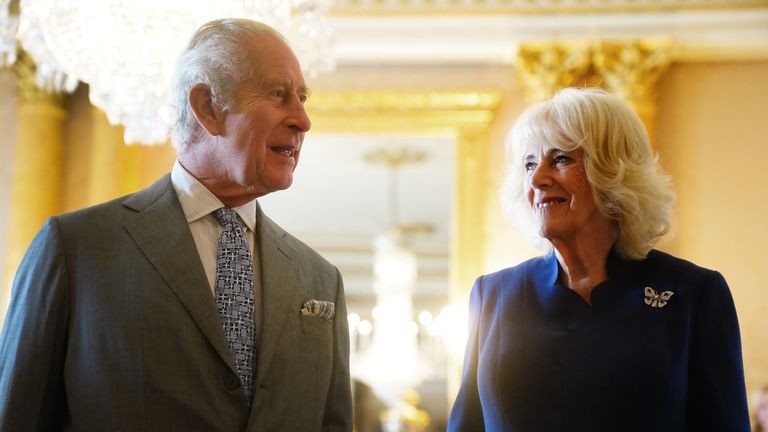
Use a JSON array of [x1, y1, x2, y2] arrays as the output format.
[[0, 19, 352, 431]]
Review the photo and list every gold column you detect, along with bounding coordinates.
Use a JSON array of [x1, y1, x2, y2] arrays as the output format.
[[3, 51, 67, 313], [446, 126, 492, 410], [592, 39, 674, 137], [449, 127, 490, 302], [119, 143, 145, 197], [515, 42, 595, 105], [86, 106, 128, 204]]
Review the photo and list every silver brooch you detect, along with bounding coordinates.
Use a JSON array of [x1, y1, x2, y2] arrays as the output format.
[[644, 287, 674, 308]]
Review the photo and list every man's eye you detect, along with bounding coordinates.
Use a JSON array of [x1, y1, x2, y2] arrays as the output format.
[[271, 88, 286, 98], [298, 94, 308, 104]]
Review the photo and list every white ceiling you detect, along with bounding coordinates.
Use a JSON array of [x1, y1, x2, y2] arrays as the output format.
[[330, 8, 768, 65]]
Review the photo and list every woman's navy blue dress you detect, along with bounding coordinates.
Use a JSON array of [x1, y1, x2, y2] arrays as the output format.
[[448, 249, 750, 431]]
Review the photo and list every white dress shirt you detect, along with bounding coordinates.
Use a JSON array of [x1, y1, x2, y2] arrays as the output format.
[[170, 160, 261, 309]]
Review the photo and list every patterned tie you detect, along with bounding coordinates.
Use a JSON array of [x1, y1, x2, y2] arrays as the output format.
[[213, 207, 256, 403]]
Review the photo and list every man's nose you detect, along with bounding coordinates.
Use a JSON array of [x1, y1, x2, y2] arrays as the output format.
[[288, 96, 311, 133]]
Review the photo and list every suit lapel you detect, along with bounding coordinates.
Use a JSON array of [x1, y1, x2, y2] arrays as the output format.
[[122, 175, 236, 373], [254, 203, 301, 387]]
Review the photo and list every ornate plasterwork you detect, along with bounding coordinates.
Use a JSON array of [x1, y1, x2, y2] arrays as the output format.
[[593, 39, 674, 128], [514, 38, 673, 135], [11, 49, 65, 106], [330, 5, 768, 64], [335, 0, 768, 14], [515, 42, 595, 104], [307, 90, 501, 134]]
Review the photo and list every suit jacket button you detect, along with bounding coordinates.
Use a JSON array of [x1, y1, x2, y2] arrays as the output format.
[[224, 373, 241, 390]]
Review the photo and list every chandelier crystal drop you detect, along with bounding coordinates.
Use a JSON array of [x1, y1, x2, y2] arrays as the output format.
[[0, 0, 16, 67], [2, 0, 336, 144]]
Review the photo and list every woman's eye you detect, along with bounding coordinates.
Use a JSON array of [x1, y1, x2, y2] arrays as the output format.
[[524, 162, 536, 172], [553, 155, 572, 165]]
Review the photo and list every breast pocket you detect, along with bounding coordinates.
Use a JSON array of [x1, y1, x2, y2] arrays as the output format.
[[299, 316, 332, 338]]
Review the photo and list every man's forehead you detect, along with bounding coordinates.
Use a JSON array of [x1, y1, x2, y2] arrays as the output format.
[[263, 69, 306, 85], [233, 55, 303, 87], [243, 36, 300, 68]]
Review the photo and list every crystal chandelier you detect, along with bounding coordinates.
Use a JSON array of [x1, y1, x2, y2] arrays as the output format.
[[353, 148, 428, 410], [0, 0, 335, 144]]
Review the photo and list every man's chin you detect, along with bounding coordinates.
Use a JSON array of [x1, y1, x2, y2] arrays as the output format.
[[251, 179, 293, 195]]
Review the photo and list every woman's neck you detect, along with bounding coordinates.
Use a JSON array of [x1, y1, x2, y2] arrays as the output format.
[[551, 229, 616, 305]]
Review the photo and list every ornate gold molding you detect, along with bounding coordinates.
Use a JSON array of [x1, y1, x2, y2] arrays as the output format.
[[515, 42, 595, 105], [308, 91, 500, 111], [593, 39, 674, 131], [307, 90, 501, 134], [514, 38, 674, 135], [10, 49, 67, 107]]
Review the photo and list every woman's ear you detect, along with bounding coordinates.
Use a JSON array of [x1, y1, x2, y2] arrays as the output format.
[[188, 83, 224, 136]]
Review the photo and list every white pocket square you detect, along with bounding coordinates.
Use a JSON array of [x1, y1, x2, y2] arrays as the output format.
[[299, 299, 335, 321]]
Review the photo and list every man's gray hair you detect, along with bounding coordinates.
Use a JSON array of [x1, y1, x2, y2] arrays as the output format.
[[170, 18, 287, 153]]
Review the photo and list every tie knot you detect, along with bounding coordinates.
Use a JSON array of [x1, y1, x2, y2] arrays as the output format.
[[213, 207, 240, 228]]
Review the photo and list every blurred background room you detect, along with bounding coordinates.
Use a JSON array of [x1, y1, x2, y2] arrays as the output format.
[[1, 0, 767, 430]]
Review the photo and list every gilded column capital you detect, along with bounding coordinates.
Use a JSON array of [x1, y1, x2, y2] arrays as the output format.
[[515, 38, 673, 136], [11, 49, 67, 107], [515, 42, 595, 105], [592, 39, 674, 129]]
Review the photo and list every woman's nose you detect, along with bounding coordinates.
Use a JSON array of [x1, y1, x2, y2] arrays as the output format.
[[530, 163, 553, 188]]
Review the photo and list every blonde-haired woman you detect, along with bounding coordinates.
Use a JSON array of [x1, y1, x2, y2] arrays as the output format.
[[448, 88, 749, 431]]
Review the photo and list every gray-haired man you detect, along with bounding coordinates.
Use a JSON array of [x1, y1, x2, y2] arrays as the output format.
[[0, 18, 352, 431]]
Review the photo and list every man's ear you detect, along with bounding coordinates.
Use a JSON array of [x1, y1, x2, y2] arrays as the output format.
[[189, 83, 224, 136]]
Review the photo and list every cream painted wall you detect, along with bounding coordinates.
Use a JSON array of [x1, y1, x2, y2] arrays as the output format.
[[0, 70, 18, 319], [482, 60, 768, 413], [655, 60, 768, 403]]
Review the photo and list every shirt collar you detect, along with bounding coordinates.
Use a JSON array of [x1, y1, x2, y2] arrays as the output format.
[[170, 160, 257, 232]]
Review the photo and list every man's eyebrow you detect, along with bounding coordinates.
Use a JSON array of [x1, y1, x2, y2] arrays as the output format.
[[263, 78, 311, 96]]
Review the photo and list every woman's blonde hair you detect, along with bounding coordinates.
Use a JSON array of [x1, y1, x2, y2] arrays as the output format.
[[502, 87, 675, 260]]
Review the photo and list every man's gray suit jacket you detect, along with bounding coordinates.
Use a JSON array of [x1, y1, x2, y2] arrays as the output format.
[[0, 174, 353, 431]]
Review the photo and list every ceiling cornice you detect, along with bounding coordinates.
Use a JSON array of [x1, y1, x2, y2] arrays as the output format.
[[334, 0, 768, 15], [330, 7, 768, 64]]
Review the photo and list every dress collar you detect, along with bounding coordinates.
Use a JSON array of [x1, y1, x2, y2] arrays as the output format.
[[532, 247, 641, 314]]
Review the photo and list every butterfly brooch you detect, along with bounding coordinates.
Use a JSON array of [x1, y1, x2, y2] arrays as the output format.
[[644, 287, 674, 308]]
